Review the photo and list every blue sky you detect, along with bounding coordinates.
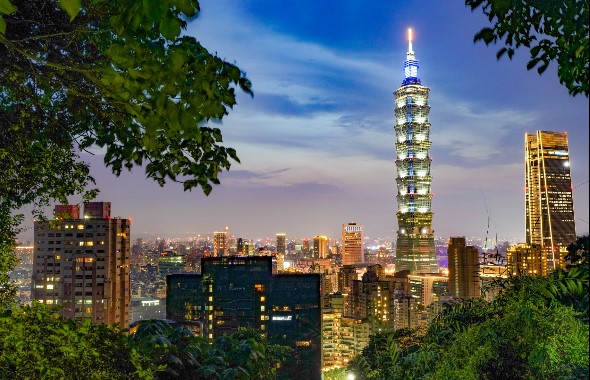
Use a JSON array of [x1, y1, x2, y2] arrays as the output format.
[[21, 0, 589, 243]]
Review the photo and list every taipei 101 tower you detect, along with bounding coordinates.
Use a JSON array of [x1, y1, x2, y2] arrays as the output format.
[[394, 29, 438, 273]]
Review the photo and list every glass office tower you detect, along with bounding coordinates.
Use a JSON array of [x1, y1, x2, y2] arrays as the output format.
[[525, 130, 576, 270]]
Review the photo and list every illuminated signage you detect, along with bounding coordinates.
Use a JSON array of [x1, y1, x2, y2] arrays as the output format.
[[271, 315, 292, 321]]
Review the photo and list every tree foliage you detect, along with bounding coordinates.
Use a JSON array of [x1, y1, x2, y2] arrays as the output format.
[[0, 303, 157, 379], [131, 319, 290, 380], [0, 0, 251, 303], [466, 0, 589, 97]]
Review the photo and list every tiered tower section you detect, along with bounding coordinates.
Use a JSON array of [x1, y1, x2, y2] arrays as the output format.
[[394, 29, 438, 273]]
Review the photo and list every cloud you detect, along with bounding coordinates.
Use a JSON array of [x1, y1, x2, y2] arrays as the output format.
[[431, 97, 538, 162]]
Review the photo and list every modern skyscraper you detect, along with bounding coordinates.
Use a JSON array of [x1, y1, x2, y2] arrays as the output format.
[[341, 223, 363, 265], [276, 233, 286, 255], [525, 131, 576, 270], [394, 29, 438, 274], [32, 202, 130, 326], [213, 228, 228, 256], [313, 235, 329, 259], [447, 237, 480, 300]]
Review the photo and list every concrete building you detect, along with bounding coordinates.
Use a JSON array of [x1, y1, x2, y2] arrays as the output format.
[[447, 237, 481, 300], [507, 243, 547, 276], [407, 272, 448, 308], [321, 294, 370, 372], [213, 228, 228, 256], [341, 223, 363, 265], [313, 235, 329, 259], [393, 294, 420, 330], [525, 130, 576, 270], [32, 202, 130, 326]]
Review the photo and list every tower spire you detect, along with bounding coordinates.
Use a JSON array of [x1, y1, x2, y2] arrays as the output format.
[[402, 27, 420, 85]]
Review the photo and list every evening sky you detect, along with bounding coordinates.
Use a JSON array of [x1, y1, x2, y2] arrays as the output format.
[[20, 0, 590, 244]]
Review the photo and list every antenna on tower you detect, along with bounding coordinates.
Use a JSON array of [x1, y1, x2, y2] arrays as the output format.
[[408, 28, 413, 53]]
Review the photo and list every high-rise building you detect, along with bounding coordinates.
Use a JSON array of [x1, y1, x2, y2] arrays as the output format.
[[447, 237, 480, 300], [313, 235, 329, 259], [525, 130, 576, 270], [32, 202, 130, 326], [321, 294, 370, 372], [507, 243, 547, 276], [394, 29, 438, 274], [348, 269, 396, 331], [407, 272, 448, 309], [276, 233, 286, 255], [213, 228, 228, 257], [167, 256, 321, 380], [342, 223, 363, 265]]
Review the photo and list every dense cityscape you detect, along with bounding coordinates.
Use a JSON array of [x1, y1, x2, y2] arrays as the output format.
[[8, 27, 587, 380], [1, 1, 588, 379]]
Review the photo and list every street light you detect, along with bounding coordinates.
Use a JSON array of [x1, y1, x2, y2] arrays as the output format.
[[346, 373, 355, 380]]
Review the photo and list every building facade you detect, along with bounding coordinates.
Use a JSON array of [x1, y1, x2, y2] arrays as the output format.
[[276, 233, 286, 255], [341, 223, 363, 265], [507, 243, 547, 276], [525, 131, 576, 270], [213, 229, 227, 257], [32, 202, 131, 326], [447, 237, 480, 299], [394, 29, 438, 274], [313, 235, 329, 259], [167, 256, 321, 380], [321, 294, 370, 372]]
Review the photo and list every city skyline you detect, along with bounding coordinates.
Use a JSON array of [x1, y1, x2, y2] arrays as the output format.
[[18, 0, 589, 242]]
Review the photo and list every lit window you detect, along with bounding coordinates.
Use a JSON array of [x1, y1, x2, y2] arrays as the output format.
[[46, 284, 54, 290], [208, 296, 213, 302], [260, 306, 265, 311], [260, 296, 265, 302]]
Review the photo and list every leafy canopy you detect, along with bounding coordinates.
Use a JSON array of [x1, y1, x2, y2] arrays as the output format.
[[0, 303, 157, 379], [466, 0, 589, 97], [0, 0, 251, 298], [1, 0, 252, 202]]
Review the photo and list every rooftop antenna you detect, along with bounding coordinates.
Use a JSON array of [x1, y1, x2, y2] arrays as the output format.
[[408, 28, 414, 54]]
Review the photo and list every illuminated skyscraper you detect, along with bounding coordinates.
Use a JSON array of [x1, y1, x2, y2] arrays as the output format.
[[32, 202, 130, 326], [313, 235, 329, 259], [394, 29, 437, 273], [525, 131, 576, 270], [341, 223, 363, 265], [276, 233, 286, 255], [213, 227, 228, 257]]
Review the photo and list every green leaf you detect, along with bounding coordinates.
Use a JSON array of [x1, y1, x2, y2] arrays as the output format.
[[474, 28, 495, 44], [0, 0, 15, 15], [159, 15, 181, 40], [0, 15, 5, 34], [58, 0, 81, 21]]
